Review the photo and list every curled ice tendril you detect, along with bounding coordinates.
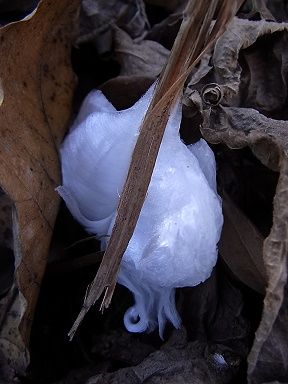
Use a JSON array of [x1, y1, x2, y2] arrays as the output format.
[[118, 263, 181, 338], [57, 82, 223, 337]]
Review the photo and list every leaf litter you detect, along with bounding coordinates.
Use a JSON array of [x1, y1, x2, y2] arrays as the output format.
[[0, 0, 78, 380], [0, 0, 288, 383]]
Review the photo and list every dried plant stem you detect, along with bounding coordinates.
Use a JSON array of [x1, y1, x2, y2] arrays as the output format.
[[69, 0, 244, 340]]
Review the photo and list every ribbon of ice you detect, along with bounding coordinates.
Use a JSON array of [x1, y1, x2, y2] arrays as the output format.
[[56, 83, 223, 338]]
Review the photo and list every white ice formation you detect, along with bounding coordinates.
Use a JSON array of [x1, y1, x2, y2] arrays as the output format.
[[56, 83, 223, 338]]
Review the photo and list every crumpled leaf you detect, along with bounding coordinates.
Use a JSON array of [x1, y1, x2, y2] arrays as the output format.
[[91, 329, 156, 365], [239, 0, 275, 21], [114, 27, 170, 77], [240, 0, 288, 22], [77, 0, 149, 54], [248, 161, 288, 383], [211, 18, 288, 115], [85, 330, 241, 384], [0, 0, 78, 378], [264, 0, 288, 21], [185, 16, 288, 383], [202, 107, 288, 384]]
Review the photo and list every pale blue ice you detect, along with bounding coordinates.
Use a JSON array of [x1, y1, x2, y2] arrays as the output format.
[[57, 83, 223, 338]]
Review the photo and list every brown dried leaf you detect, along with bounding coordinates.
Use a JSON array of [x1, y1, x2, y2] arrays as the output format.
[[0, 0, 78, 378]]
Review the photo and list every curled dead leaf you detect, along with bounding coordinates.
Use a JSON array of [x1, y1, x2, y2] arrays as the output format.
[[114, 27, 170, 77], [77, 0, 149, 54], [185, 16, 288, 383]]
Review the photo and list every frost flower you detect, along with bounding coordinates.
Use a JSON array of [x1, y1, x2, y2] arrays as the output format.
[[56, 84, 223, 338]]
